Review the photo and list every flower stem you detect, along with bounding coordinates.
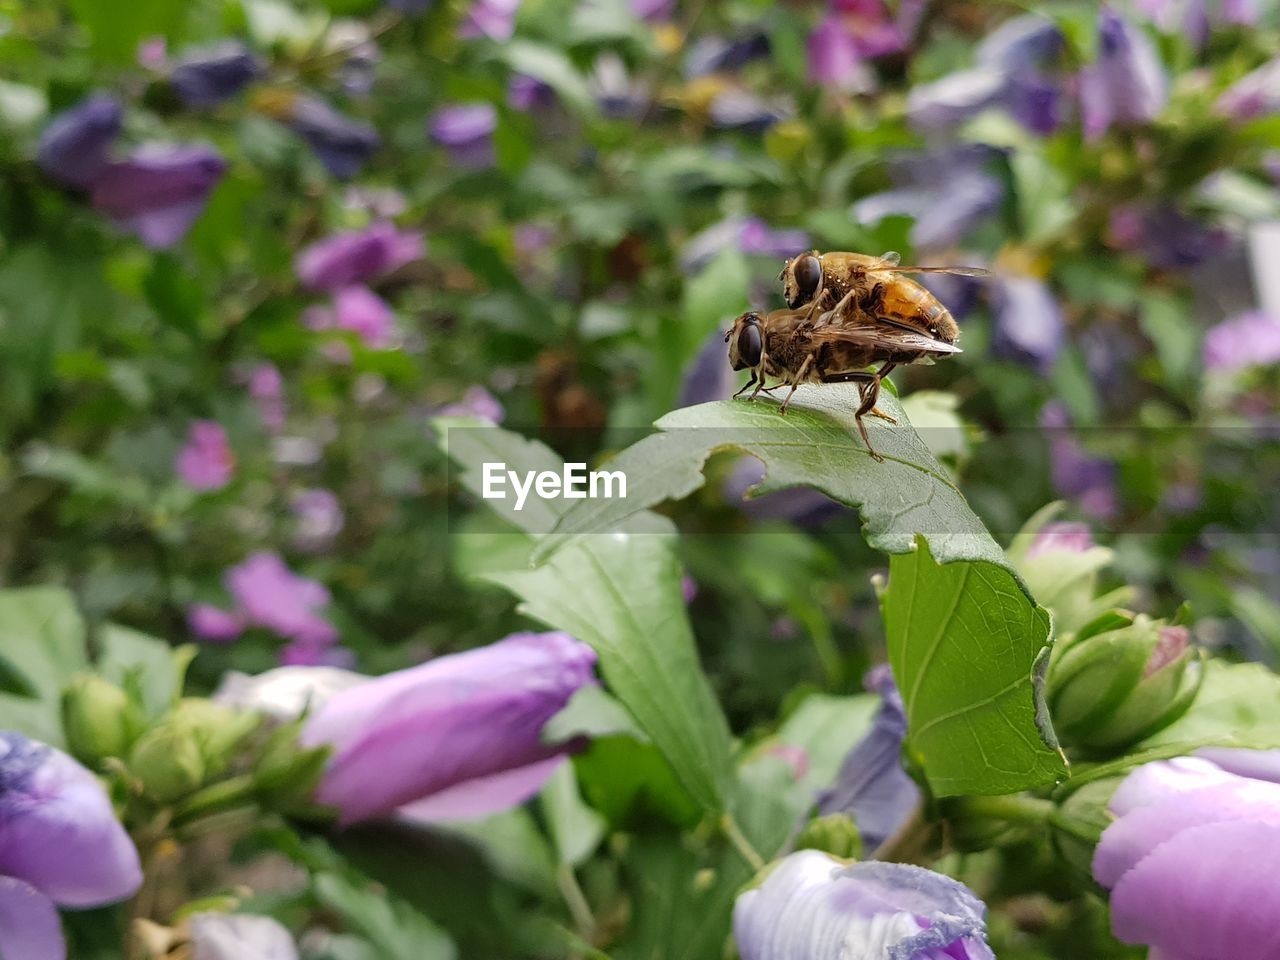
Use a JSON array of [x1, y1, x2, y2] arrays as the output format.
[[721, 812, 766, 873], [558, 864, 597, 942]]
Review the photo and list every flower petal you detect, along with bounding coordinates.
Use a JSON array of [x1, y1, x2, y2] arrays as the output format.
[[188, 912, 298, 960], [0, 877, 64, 960], [396, 755, 567, 823]]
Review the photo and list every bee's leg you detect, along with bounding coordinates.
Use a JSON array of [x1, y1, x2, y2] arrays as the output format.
[[865, 363, 897, 422], [733, 372, 758, 399], [819, 370, 884, 461], [778, 356, 814, 414]]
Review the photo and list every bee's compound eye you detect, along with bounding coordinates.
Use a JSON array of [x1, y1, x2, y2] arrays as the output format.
[[794, 255, 822, 300], [739, 321, 762, 368]]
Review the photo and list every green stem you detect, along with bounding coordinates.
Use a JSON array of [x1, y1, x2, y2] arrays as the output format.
[[959, 794, 1057, 825], [721, 813, 766, 873], [558, 864, 597, 942], [171, 775, 258, 826]]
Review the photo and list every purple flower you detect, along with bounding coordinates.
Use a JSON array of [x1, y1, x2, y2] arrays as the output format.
[[187, 913, 297, 960], [188, 603, 244, 643], [1203, 310, 1280, 373], [1026, 521, 1095, 558], [990, 273, 1065, 371], [852, 147, 1002, 253], [0, 733, 143, 960], [1105, 204, 1228, 269], [976, 14, 1063, 70], [685, 33, 771, 77], [679, 327, 736, 407], [460, 0, 520, 40], [436, 385, 505, 423], [287, 96, 380, 178], [36, 94, 122, 188], [295, 222, 423, 292], [508, 73, 553, 111], [680, 216, 808, 274], [807, 16, 873, 93], [631, 0, 674, 20], [1042, 402, 1118, 520], [733, 850, 994, 960], [170, 42, 262, 108], [724, 457, 844, 526], [291, 488, 345, 553], [708, 90, 791, 131], [1093, 749, 1280, 960], [245, 362, 286, 432], [429, 104, 498, 169], [305, 285, 397, 348], [175, 420, 235, 491], [1218, 56, 1280, 120], [906, 67, 1007, 130], [832, 0, 907, 58], [228, 552, 337, 646], [816, 665, 919, 853], [89, 145, 226, 249], [1078, 8, 1168, 140], [299, 631, 597, 824]]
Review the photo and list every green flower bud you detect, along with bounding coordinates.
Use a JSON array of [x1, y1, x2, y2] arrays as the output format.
[[61, 674, 142, 764], [794, 813, 862, 860], [130, 722, 206, 803], [169, 698, 260, 779], [253, 720, 332, 814], [1048, 613, 1203, 753]]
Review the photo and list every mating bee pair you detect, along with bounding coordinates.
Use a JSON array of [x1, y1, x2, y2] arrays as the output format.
[[724, 250, 987, 461]]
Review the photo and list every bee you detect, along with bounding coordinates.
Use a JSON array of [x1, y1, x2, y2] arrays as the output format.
[[779, 250, 989, 343], [725, 306, 962, 461]]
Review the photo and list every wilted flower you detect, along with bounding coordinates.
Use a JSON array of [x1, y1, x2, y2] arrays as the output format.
[[460, 0, 521, 41], [733, 850, 994, 960], [291, 488, 345, 553], [1078, 8, 1168, 140], [852, 146, 1002, 253], [36, 94, 122, 187], [0, 732, 143, 960], [299, 631, 597, 824], [429, 104, 498, 169], [436, 385, 505, 423], [990, 273, 1065, 371], [188, 553, 338, 657], [90, 145, 226, 248], [295, 221, 423, 291], [187, 913, 298, 960], [170, 42, 262, 108], [305, 285, 397, 348], [1203, 310, 1280, 373], [286, 96, 381, 178], [1093, 748, 1280, 960], [816, 665, 919, 853], [175, 420, 235, 491]]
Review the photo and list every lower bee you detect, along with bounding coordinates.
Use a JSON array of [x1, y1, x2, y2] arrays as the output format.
[[779, 250, 988, 343], [725, 306, 962, 461]]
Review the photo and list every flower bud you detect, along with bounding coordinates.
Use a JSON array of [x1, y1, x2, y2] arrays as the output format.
[[61, 674, 142, 764], [793, 813, 862, 860], [170, 698, 261, 779], [1048, 613, 1202, 753], [129, 721, 206, 803]]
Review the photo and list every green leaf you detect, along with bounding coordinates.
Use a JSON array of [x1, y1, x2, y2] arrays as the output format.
[[531, 386, 1066, 795], [314, 871, 458, 960], [96, 624, 193, 719], [1137, 292, 1199, 389], [1141, 661, 1280, 749], [883, 539, 1063, 796], [66, 0, 188, 63], [773, 692, 879, 795], [682, 248, 750, 349], [439, 423, 735, 813], [0, 587, 88, 744], [499, 41, 597, 118], [540, 762, 607, 867]]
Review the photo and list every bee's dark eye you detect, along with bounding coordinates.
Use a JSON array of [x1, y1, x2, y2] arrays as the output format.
[[738, 321, 762, 367], [794, 255, 822, 300]]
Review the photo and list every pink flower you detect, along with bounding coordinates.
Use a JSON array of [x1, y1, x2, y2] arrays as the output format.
[[1027, 521, 1095, 558], [246, 362, 286, 432], [1203, 310, 1280, 373], [436, 386, 505, 424], [187, 603, 244, 643], [305, 286, 396, 348], [294, 222, 423, 292], [175, 420, 235, 491]]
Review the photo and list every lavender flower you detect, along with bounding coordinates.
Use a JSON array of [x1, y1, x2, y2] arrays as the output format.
[[816, 665, 919, 852], [291, 488, 345, 553], [631, 0, 674, 20], [851, 147, 1002, 253], [976, 14, 1063, 70], [1078, 8, 1168, 140], [807, 16, 874, 93], [733, 850, 994, 960], [187, 913, 298, 960], [90, 145, 226, 248], [905, 67, 1007, 130], [305, 285, 397, 348], [1217, 56, 1280, 120], [428, 104, 498, 169], [679, 327, 736, 407], [1105, 204, 1228, 269], [287, 96, 380, 178], [436, 385, 506, 423], [1026, 520, 1095, 558], [1042, 402, 1118, 520], [685, 32, 771, 77], [36, 94, 122, 188], [460, 0, 521, 41], [508, 73, 553, 111], [188, 603, 245, 643], [299, 631, 597, 824], [724, 457, 844, 526], [295, 221, 423, 291], [990, 273, 1066, 371], [170, 42, 262, 108], [1093, 749, 1280, 960], [175, 420, 235, 491], [0, 733, 143, 960], [246, 362, 286, 432], [1203, 310, 1280, 373], [680, 216, 808, 274]]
